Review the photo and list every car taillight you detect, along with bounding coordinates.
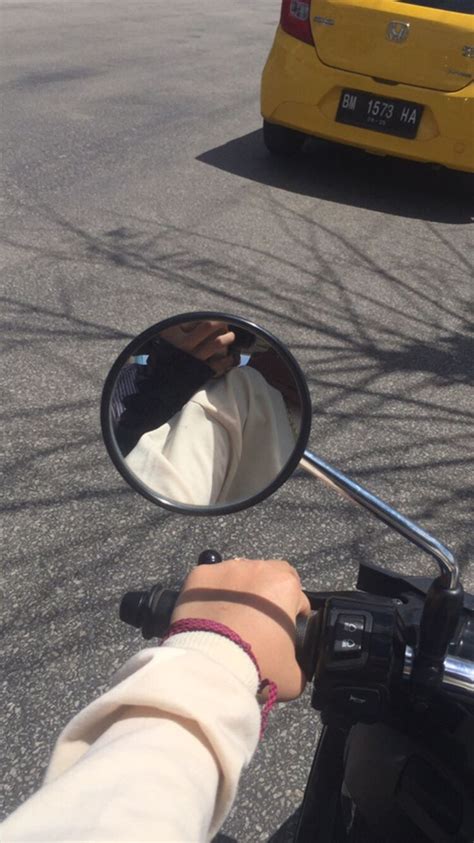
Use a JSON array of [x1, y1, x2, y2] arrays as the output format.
[[280, 0, 314, 45]]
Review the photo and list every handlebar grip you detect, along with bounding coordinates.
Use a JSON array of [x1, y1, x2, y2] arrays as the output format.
[[120, 552, 223, 639], [295, 610, 322, 681], [120, 585, 179, 640], [120, 587, 322, 680]]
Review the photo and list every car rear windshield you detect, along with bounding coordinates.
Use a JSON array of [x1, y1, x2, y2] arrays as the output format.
[[401, 0, 473, 11]]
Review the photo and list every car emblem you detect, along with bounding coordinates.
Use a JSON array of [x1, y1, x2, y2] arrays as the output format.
[[386, 21, 410, 43]]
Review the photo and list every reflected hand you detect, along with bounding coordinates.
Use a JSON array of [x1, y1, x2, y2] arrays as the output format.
[[160, 321, 237, 375], [171, 558, 311, 701]]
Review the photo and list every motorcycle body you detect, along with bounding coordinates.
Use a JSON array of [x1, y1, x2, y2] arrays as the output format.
[[296, 565, 474, 842], [101, 312, 474, 842]]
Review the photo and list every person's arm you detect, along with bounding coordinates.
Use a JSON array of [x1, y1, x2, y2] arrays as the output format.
[[125, 366, 296, 506], [2, 641, 260, 843], [116, 322, 238, 456], [116, 340, 215, 456], [2, 559, 310, 842]]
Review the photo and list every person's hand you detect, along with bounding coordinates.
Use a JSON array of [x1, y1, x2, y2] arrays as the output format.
[[160, 321, 237, 376], [171, 558, 311, 701]]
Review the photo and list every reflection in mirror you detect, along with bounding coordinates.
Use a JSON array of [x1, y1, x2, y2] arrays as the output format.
[[108, 318, 305, 508]]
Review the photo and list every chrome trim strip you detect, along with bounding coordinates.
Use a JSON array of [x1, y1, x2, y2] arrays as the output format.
[[403, 646, 474, 699], [300, 450, 459, 588], [313, 15, 335, 25]]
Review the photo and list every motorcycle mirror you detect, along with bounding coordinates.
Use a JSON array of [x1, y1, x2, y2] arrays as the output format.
[[101, 312, 312, 515]]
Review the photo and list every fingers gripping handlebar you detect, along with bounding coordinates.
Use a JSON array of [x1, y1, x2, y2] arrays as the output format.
[[119, 552, 474, 719], [119, 550, 320, 679]]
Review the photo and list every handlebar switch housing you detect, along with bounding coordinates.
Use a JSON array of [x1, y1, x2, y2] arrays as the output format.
[[311, 596, 398, 725]]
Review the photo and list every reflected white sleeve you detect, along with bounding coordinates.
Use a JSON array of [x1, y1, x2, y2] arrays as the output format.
[[2, 636, 261, 842]]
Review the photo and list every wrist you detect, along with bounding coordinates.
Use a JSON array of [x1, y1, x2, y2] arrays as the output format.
[[162, 619, 278, 736], [162, 629, 259, 695]]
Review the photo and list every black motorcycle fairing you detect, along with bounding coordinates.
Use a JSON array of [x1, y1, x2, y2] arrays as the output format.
[[341, 716, 474, 843], [294, 725, 349, 842], [295, 573, 474, 843], [357, 562, 474, 614], [295, 714, 474, 843], [293, 724, 384, 843]]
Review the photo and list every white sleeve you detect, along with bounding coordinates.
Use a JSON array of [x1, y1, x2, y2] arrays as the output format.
[[2, 635, 261, 842], [124, 366, 295, 506], [125, 400, 231, 506]]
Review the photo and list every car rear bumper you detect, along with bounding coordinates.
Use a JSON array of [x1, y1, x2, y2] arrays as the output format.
[[261, 28, 474, 173]]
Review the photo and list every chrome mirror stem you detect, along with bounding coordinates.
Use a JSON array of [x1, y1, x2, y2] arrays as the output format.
[[301, 450, 459, 589]]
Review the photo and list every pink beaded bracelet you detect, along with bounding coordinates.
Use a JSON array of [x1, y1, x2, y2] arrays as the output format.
[[162, 618, 278, 738]]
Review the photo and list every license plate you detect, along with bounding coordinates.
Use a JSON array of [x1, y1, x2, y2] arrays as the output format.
[[336, 89, 423, 140]]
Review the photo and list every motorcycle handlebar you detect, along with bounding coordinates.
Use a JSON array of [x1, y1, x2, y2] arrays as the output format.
[[119, 583, 474, 706], [403, 646, 474, 703], [119, 584, 317, 669], [119, 550, 225, 637], [119, 585, 179, 640]]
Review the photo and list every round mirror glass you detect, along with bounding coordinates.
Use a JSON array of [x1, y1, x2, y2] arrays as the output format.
[[101, 313, 311, 514]]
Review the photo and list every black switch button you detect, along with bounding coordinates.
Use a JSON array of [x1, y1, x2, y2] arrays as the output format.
[[333, 635, 362, 656], [332, 686, 380, 721], [333, 614, 366, 657], [337, 614, 366, 634]]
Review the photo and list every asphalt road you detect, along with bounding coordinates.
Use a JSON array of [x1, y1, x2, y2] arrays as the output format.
[[1, 1, 473, 839]]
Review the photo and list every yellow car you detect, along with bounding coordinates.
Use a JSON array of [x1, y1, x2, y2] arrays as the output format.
[[261, 0, 474, 172]]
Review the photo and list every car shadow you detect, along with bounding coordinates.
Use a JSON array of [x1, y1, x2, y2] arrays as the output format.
[[197, 130, 473, 224]]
